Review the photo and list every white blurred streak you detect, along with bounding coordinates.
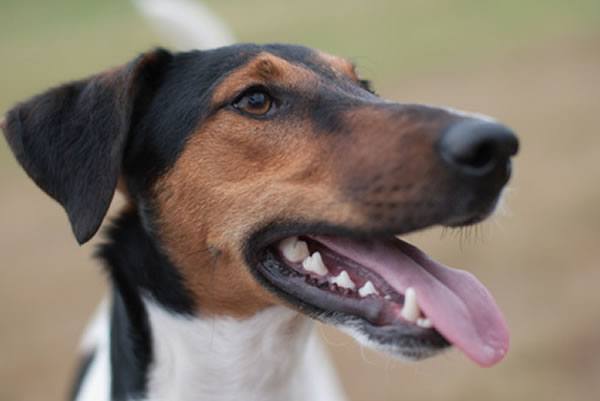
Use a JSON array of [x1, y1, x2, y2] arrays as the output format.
[[132, 0, 236, 50], [494, 187, 514, 218]]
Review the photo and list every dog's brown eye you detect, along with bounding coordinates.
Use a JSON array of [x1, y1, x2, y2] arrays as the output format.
[[233, 89, 273, 116]]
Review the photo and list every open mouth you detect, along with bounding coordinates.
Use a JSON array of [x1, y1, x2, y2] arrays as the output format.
[[250, 229, 509, 367]]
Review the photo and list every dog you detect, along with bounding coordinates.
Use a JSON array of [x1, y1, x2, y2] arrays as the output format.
[[2, 43, 518, 401]]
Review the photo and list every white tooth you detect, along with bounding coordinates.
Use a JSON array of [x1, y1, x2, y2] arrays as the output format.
[[358, 281, 379, 297], [302, 252, 328, 276], [400, 287, 421, 322], [384, 295, 392, 300], [330, 270, 356, 289], [279, 237, 310, 263], [417, 318, 433, 329]]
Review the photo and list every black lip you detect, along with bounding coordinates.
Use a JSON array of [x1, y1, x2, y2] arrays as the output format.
[[244, 223, 451, 355]]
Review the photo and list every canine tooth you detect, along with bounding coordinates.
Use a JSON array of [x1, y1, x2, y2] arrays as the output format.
[[358, 281, 379, 297], [330, 270, 356, 289], [302, 252, 328, 276], [417, 318, 433, 329], [400, 287, 421, 322], [279, 237, 309, 263], [384, 295, 392, 300]]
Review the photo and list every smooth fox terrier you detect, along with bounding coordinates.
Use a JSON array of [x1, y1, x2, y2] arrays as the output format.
[[2, 43, 518, 401]]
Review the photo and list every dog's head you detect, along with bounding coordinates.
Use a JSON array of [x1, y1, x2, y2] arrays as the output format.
[[2, 44, 517, 366]]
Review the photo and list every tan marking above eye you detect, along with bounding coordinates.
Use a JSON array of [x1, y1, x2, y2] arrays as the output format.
[[316, 51, 359, 81], [211, 52, 316, 106]]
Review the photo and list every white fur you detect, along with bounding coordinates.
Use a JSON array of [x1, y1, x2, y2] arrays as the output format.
[[132, 0, 235, 50], [75, 299, 111, 401], [74, 298, 349, 401], [302, 330, 349, 401], [143, 299, 347, 401]]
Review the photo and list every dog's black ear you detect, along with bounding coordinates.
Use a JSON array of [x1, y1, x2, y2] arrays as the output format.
[[2, 49, 173, 244]]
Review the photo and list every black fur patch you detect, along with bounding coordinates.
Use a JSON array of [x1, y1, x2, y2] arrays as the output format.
[[109, 290, 150, 401], [96, 209, 195, 399], [2, 49, 174, 244], [97, 209, 195, 316]]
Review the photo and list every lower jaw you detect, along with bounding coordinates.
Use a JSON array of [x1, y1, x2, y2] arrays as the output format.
[[253, 248, 450, 358]]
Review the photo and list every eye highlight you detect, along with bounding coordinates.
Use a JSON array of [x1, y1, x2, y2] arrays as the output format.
[[232, 87, 273, 116]]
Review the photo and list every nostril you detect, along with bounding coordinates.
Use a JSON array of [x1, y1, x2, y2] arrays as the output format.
[[438, 120, 518, 176], [455, 140, 496, 169]]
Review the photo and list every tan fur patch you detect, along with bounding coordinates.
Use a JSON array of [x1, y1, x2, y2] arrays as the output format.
[[154, 111, 362, 317], [316, 51, 358, 80], [211, 52, 315, 105]]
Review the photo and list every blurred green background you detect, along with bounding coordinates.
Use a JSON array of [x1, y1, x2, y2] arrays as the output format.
[[1, 1, 599, 400]]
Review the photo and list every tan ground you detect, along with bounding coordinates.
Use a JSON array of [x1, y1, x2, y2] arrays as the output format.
[[1, 35, 599, 401]]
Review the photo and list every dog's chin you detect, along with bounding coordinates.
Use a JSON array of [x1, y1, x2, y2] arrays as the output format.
[[245, 206, 510, 368]]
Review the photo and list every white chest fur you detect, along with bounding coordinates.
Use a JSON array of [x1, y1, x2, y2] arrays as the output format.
[[146, 302, 343, 401], [144, 300, 347, 401], [76, 299, 347, 401]]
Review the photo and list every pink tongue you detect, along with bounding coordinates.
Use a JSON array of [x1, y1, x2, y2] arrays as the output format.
[[314, 236, 509, 367]]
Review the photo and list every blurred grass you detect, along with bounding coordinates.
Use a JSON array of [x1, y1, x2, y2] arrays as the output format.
[[208, 0, 600, 79]]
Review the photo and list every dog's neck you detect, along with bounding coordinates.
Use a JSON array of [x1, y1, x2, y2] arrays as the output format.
[[144, 299, 314, 401], [92, 210, 344, 401]]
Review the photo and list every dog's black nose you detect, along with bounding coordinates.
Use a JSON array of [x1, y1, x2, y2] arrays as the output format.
[[438, 120, 519, 176]]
